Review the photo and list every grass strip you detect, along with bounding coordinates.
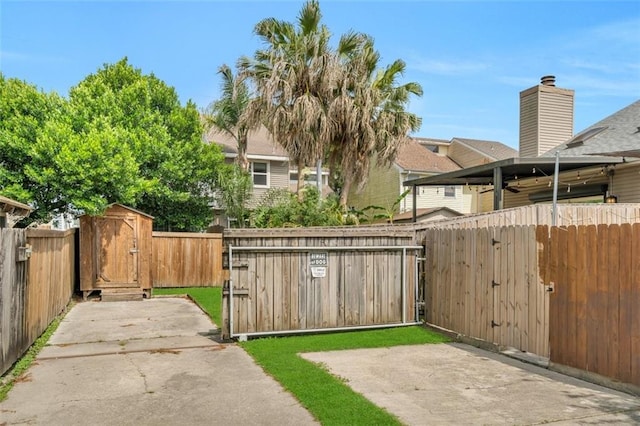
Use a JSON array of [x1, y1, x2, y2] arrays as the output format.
[[241, 326, 449, 425], [0, 307, 69, 402], [152, 287, 222, 328]]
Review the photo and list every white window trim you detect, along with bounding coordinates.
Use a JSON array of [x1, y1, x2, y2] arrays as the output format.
[[251, 161, 270, 188]]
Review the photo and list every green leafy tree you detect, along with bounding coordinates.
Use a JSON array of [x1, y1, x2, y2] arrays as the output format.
[[66, 58, 225, 231], [1, 60, 226, 231], [0, 74, 68, 222]]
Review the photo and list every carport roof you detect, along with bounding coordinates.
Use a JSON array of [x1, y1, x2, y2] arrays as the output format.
[[402, 155, 626, 187]]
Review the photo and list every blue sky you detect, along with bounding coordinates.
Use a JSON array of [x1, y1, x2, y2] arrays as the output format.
[[1, 1, 639, 149]]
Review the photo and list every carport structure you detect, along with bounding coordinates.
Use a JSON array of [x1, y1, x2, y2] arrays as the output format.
[[403, 155, 625, 219]]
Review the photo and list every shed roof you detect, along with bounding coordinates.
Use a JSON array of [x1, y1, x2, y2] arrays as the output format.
[[0, 195, 32, 216], [80, 203, 154, 219]]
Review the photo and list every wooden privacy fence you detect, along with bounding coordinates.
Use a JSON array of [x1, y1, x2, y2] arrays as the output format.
[[425, 203, 640, 229], [152, 232, 224, 287], [223, 227, 420, 339], [421, 225, 550, 357], [0, 228, 76, 375], [540, 224, 640, 387]]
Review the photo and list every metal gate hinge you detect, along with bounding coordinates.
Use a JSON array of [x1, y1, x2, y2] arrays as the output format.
[[491, 238, 500, 246], [492, 280, 500, 288], [491, 320, 501, 328]]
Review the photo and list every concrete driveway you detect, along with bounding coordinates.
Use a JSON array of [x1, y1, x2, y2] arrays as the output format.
[[303, 343, 640, 425], [2, 298, 639, 426], [0, 298, 316, 426]]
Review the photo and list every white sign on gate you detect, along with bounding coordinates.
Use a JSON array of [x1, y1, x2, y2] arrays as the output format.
[[310, 252, 328, 278]]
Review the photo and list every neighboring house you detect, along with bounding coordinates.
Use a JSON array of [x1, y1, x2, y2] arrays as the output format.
[[392, 207, 463, 224], [504, 98, 640, 208], [205, 126, 332, 225], [347, 136, 516, 218], [206, 126, 290, 207], [404, 76, 639, 216], [347, 138, 466, 215]]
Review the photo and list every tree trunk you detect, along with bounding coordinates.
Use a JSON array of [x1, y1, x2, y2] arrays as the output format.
[[237, 135, 249, 172], [296, 158, 305, 201], [339, 174, 353, 208]]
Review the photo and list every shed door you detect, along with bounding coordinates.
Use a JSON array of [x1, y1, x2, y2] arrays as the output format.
[[95, 215, 139, 287]]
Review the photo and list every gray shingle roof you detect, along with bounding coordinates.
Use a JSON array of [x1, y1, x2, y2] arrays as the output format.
[[205, 126, 288, 158], [451, 138, 518, 160], [542, 100, 640, 157]]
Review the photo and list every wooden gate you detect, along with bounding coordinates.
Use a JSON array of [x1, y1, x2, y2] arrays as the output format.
[[423, 225, 550, 357], [222, 227, 421, 339], [543, 224, 640, 387]]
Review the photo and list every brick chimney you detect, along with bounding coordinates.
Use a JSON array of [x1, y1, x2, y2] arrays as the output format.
[[519, 76, 574, 157]]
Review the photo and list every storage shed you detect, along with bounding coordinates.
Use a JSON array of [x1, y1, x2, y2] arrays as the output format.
[[80, 204, 153, 301]]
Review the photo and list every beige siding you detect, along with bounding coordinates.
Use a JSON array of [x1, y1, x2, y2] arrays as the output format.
[[519, 91, 539, 157], [269, 160, 290, 189], [448, 141, 491, 168], [249, 160, 290, 207], [538, 89, 574, 154], [349, 163, 401, 210], [479, 190, 494, 212], [611, 162, 640, 203], [519, 85, 574, 157], [409, 185, 472, 214]]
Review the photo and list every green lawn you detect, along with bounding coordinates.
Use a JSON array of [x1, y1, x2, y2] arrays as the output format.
[[241, 327, 449, 425], [152, 287, 222, 327], [153, 286, 449, 425]]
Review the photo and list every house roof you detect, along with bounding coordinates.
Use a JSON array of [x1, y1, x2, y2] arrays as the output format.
[[541, 100, 640, 158], [395, 139, 461, 173], [392, 207, 462, 223], [412, 137, 451, 146], [452, 138, 518, 161], [404, 99, 639, 191], [206, 126, 288, 159]]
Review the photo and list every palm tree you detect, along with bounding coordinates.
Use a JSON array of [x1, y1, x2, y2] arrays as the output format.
[[239, 0, 345, 198], [205, 64, 251, 171], [328, 38, 423, 208]]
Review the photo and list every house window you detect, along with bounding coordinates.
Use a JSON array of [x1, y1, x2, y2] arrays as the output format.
[[290, 170, 329, 186], [250, 162, 269, 187], [444, 186, 456, 197]]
